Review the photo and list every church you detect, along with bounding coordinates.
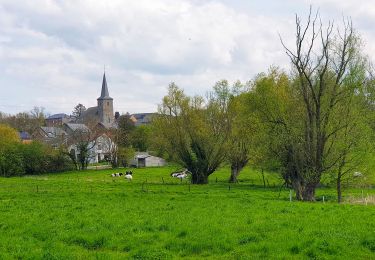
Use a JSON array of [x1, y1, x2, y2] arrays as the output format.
[[79, 73, 117, 128]]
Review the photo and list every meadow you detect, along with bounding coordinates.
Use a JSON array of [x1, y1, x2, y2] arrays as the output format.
[[0, 166, 374, 259]]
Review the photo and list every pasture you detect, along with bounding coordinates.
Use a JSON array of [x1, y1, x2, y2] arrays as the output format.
[[0, 166, 374, 259]]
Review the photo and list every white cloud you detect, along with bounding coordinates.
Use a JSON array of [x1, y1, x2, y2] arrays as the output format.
[[0, 0, 373, 115]]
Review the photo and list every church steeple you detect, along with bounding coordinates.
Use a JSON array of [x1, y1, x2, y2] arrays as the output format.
[[97, 72, 114, 125], [98, 73, 112, 100]]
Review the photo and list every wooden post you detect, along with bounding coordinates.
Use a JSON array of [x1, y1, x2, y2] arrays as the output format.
[[216, 177, 218, 183], [228, 185, 231, 191], [289, 190, 292, 202], [36, 185, 39, 193], [323, 196, 325, 203]]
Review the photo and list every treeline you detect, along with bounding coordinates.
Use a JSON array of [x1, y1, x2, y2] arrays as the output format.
[[0, 106, 47, 135], [152, 11, 375, 202], [0, 124, 74, 177]]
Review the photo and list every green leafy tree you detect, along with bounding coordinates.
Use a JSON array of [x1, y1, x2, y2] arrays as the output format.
[[154, 83, 229, 184], [131, 125, 151, 152]]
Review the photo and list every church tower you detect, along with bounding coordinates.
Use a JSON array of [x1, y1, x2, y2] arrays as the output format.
[[97, 73, 114, 125]]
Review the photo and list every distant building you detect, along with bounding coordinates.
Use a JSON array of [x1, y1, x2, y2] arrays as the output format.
[[19, 131, 32, 144], [131, 152, 166, 167], [45, 113, 70, 127], [34, 126, 68, 147], [130, 113, 157, 126], [62, 123, 89, 135], [79, 73, 115, 128]]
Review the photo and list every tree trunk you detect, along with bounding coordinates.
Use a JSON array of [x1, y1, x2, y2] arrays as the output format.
[[291, 180, 303, 201], [191, 172, 209, 184], [291, 179, 317, 201], [229, 164, 244, 183], [337, 174, 342, 203], [261, 168, 266, 188], [301, 184, 317, 201], [229, 166, 238, 183]]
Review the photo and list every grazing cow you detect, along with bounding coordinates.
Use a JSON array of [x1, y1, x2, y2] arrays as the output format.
[[125, 171, 133, 180], [111, 172, 123, 177], [171, 169, 191, 179], [176, 173, 188, 179]]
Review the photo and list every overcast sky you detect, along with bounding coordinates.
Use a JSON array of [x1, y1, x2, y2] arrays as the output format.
[[0, 0, 374, 115]]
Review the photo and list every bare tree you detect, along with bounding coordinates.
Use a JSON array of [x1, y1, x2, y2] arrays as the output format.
[[275, 8, 372, 201]]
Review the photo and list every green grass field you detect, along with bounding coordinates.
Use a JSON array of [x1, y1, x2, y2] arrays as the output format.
[[0, 166, 374, 259]]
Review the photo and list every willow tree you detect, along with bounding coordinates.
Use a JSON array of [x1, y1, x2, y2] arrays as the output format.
[[257, 8, 375, 201], [153, 83, 229, 184], [210, 80, 255, 183]]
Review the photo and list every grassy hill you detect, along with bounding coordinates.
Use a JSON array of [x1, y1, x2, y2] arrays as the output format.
[[0, 166, 374, 259]]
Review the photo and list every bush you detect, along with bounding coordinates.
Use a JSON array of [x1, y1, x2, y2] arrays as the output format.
[[21, 142, 49, 175], [0, 141, 74, 177], [47, 148, 75, 172], [0, 144, 25, 177]]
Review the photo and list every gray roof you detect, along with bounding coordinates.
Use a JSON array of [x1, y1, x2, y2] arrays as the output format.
[[47, 113, 69, 120], [135, 152, 151, 159], [64, 123, 89, 132], [82, 106, 98, 119], [41, 127, 67, 137], [131, 113, 156, 126], [98, 73, 112, 100]]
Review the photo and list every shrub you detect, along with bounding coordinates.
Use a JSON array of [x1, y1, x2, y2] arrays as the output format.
[[0, 144, 25, 177]]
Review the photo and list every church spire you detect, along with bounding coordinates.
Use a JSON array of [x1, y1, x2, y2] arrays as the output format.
[[98, 72, 112, 99]]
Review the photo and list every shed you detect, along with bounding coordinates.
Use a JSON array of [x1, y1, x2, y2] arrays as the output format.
[[131, 152, 166, 168]]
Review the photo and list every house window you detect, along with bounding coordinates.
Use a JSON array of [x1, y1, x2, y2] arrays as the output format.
[[107, 101, 109, 106]]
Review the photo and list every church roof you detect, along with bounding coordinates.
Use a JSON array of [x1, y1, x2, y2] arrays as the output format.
[[98, 73, 113, 100]]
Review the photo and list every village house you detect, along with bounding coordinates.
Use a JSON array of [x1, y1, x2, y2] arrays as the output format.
[[35, 73, 117, 163]]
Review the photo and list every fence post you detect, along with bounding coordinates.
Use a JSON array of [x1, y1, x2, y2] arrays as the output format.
[[289, 190, 292, 202]]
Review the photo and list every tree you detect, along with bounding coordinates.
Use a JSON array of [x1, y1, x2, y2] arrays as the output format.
[[210, 80, 256, 183], [71, 103, 86, 122], [0, 124, 23, 177], [104, 113, 135, 168], [131, 125, 151, 152], [154, 83, 229, 184], [250, 9, 374, 201], [66, 124, 101, 170], [0, 124, 20, 146], [0, 107, 46, 135]]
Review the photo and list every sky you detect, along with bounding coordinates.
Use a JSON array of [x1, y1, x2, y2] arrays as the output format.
[[0, 0, 374, 115]]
